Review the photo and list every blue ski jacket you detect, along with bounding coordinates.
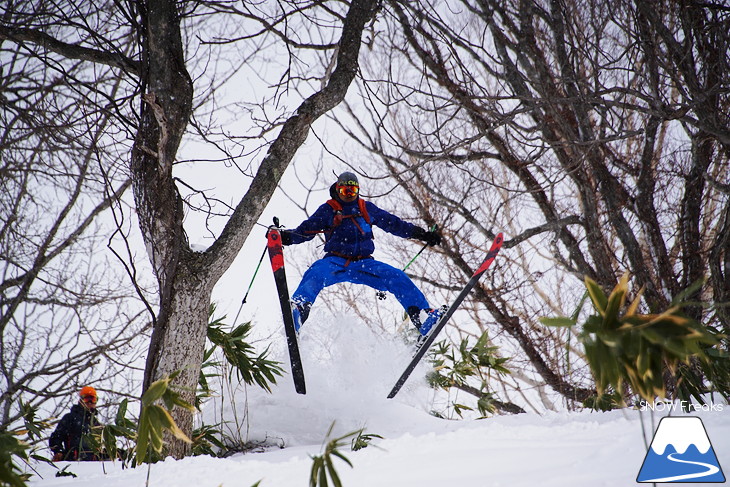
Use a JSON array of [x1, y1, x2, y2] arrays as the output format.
[[286, 198, 418, 258]]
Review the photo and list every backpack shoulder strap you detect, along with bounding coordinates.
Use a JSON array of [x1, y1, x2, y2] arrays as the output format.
[[326, 199, 343, 228], [325, 198, 370, 227], [326, 199, 342, 212], [358, 198, 370, 224]]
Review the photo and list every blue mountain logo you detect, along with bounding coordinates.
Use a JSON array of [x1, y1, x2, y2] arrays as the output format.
[[637, 416, 725, 483]]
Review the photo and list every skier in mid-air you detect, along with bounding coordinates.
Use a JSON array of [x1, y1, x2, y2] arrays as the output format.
[[277, 171, 444, 335]]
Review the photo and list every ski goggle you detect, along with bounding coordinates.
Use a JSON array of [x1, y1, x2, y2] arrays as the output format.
[[336, 184, 359, 198], [82, 395, 97, 404]]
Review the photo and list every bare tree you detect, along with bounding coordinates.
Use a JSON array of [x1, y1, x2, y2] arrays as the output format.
[[2, 0, 379, 456], [0, 18, 147, 427], [327, 0, 729, 410]]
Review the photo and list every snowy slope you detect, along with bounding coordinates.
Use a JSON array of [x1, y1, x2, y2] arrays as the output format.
[[26, 313, 730, 487], [26, 409, 730, 487]]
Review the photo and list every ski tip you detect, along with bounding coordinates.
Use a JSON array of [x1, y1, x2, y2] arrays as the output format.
[[472, 232, 504, 276]]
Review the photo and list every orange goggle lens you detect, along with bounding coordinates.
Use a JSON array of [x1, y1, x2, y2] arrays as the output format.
[[82, 395, 97, 403], [337, 184, 359, 198]]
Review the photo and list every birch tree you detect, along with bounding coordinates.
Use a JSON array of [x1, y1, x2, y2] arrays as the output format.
[[2, 0, 379, 456]]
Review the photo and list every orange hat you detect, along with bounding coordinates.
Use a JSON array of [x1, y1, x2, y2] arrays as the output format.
[[79, 386, 97, 399]]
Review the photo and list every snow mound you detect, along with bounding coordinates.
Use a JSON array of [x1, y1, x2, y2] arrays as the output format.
[[204, 311, 446, 447]]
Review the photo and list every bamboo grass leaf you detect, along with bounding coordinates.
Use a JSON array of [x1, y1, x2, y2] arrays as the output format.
[[540, 317, 576, 328], [584, 277, 608, 314]]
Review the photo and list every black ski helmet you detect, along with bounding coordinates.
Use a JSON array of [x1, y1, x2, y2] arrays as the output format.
[[336, 171, 359, 187]]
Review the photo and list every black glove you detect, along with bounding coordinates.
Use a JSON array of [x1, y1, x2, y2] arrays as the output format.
[[280, 229, 293, 246], [412, 226, 441, 246]]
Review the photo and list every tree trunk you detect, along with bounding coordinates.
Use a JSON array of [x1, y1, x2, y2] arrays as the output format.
[[131, 0, 196, 459], [144, 252, 213, 459], [133, 0, 379, 458]]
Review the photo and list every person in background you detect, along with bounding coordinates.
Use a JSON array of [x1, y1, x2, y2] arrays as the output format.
[[49, 386, 102, 461]]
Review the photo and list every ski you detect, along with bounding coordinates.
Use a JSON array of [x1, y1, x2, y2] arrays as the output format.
[[267, 218, 306, 394], [387, 233, 504, 399]]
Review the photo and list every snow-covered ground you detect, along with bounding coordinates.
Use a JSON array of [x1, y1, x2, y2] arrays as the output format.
[[27, 313, 729, 487]]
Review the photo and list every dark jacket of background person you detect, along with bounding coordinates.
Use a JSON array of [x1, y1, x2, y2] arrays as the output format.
[[49, 403, 100, 461]]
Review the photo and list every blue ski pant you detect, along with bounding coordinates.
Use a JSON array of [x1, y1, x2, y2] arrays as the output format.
[[291, 255, 430, 317]]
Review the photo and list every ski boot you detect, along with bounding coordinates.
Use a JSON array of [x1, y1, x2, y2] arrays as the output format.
[[408, 305, 447, 337], [291, 300, 312, 332], [419, 305, 447, 336]]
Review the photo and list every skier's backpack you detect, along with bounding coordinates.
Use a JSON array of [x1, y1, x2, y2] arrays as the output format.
[[326, 198, 371, 234]]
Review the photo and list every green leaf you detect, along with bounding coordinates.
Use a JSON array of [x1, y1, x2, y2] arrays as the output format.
[[583, 315, 604, 333], [603, 286, 627, 329], [671, 278, 706, 306], [326, 459, 342, 487], [584, 277, 608, 314], [102, 425, 118, 460], [135, 414, 150, 464], [167, 390, 197, 412], [625, 287, 645, 317], [309, 457, 322, 487], [115, 399, 129, 425], [539, 317, 576, 328], [330, 450, 354, 468], [142, 378, 170, 407]]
